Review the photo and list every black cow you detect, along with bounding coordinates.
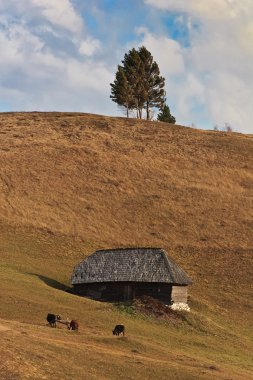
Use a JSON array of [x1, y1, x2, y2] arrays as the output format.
[[46, 313, 61, 327], [68, 320, 79, 331], [112, 324, 125, 336]]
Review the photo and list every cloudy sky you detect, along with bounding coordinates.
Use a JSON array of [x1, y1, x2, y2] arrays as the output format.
[[0, 0, 252, 133]]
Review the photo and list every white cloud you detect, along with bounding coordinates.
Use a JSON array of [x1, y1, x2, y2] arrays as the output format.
[[174, 74, 205, 120], [137, 28, 185, 76], [29, 0, 83, 33], [66, 59, 112, 92], [0, 3, 112, 115], [206, 72, 253, 131], [143, 0, 253, 133], [145, 0, 251, 21], [79, 37, 101, 56], [0, 0, 83, 33]]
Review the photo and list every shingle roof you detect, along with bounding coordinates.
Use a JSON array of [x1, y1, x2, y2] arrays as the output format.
[[71, 248, 192, 285]]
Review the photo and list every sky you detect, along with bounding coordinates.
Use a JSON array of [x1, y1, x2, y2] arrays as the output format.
[[0, 0, 252, 133]]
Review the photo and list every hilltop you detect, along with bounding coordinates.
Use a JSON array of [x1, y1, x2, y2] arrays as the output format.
[[0, 112, 252, 380]]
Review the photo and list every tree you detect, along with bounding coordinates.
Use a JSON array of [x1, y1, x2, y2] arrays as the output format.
[[110, 65, 134, 118], [110, 46, 166, 119], [138, 46, 165, 120], [121, 48, 144, 119], [157, 104, 176, 124]]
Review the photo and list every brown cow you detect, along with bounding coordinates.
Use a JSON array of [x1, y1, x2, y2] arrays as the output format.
[[68, 320, 79, 331]]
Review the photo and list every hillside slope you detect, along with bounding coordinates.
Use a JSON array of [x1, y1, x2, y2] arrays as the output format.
[[0, 112, 252, 379], [1, 112, 252, 248]]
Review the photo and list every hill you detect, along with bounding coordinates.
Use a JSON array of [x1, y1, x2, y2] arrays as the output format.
[[0, 112, 252, 379]]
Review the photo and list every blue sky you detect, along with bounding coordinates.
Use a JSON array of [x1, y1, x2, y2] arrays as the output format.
[[0, 0, 252, 133]]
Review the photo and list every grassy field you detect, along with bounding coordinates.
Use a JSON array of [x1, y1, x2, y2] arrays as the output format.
[[0, 112, 252, 379], [0, 226, 252, 380]]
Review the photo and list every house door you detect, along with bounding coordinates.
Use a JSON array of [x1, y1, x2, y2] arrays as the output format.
[[124, 284, 134, 300]]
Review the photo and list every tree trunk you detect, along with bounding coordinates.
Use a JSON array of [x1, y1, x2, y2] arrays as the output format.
[[146, 102, 149, 120]]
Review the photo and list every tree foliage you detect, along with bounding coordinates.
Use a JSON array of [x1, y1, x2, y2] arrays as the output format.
[[110, 65, 134, 118], [110, 46, 166, 120], [157, 104, 176, 124]]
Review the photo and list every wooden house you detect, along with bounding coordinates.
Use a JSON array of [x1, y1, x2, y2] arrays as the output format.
[[71, 248, 192, 305]]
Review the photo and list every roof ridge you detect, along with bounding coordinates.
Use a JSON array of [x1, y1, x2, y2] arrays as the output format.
[[95, 247, 162, 253]]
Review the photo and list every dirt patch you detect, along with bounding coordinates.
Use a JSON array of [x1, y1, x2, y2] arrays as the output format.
[[133, 296, 184, 322]]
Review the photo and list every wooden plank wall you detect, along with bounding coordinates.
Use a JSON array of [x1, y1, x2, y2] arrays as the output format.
[[171, 286, 188, 303]]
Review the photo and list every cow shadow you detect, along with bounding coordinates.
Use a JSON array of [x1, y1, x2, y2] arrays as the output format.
[[27, 273, 71, 292]]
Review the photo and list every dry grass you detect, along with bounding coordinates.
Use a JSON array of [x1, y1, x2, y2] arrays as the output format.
[[0, 112, 252, 249], [0, 112, 253, 379]]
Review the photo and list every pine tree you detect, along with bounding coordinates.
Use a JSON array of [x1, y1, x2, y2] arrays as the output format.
[[157, 104, 176, 124], [121, 48, 145, 119], [110, 65, 134, 118], [110, 46, 166, 119], [138, 46, 165, 120]]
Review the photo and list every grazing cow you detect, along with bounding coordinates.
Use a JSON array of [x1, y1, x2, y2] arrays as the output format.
[[68, 320, 79, 331], [112, 324, 125, 336], [46, 313, 61, 328]]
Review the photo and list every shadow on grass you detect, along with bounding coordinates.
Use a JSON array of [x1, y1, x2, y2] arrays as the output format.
[[27, 273, 71, 292]]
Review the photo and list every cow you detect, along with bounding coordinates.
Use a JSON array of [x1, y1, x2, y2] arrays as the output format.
[[46, 313, 61, 328], [68, 320, 79, 331], [112, 324, 125, 336]]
